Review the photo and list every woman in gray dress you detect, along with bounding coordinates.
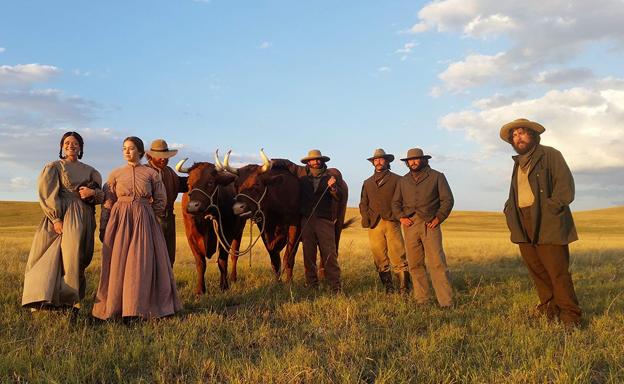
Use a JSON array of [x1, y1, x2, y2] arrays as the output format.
[[22, 132, 104, 310]]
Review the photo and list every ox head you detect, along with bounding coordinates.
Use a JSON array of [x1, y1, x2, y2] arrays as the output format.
[[177, 151, 236, 215], [223, 149, 283, 219]]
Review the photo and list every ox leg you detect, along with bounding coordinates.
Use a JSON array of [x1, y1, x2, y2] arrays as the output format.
[[282, 224, 300, 283], [218, 248, 230, 291], [194, 255, 207, 296], [229, 239, 240, 283], [262, 232, 283, 282]]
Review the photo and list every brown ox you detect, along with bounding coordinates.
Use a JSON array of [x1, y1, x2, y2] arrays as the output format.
[[223, 150, 353, 282], [176, 157, 245, 294]]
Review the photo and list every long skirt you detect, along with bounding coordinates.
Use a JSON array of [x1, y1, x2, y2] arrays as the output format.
[[92, 198, 181, 320], [22, 198, 95, 308]]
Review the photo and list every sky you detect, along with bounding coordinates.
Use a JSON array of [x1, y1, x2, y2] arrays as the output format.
[[1, 0, 623, 211]]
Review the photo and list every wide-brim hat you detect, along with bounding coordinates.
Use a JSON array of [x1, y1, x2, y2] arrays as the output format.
[[301, 149, 330, 164], [367, 148, 395, 163], [500, 118, 545, 144], [146, 139, 178, 158], [400, 148, 431, 161]]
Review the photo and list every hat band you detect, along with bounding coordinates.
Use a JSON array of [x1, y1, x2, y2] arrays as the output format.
[[150, 148, 172, 152]]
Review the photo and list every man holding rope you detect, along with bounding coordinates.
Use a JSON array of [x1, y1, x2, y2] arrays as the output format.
[[272, 150, 344, 293]]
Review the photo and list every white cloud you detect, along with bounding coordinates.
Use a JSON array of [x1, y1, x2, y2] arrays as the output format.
[[438, 52, 508, 93], [378, 66, 391, 73], [73, 69, 92, 77], [463, 14, 517, 39], [0, 64, 61, 87], [534, 68, 594, 85], [0, 88, 98, 126], [258, 41, 271, 49], [9, 177, 31, 190], [395, 42, 417, 54], [411, 0, 624, 91], [0, 47, 5, 53], [439, 79, 624, 172]]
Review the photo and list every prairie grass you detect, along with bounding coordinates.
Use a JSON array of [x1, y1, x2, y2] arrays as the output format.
[[0, 202, 623, 383]]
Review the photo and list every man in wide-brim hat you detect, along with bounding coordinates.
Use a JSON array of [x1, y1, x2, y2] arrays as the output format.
[[359, 148, 410, 294], [145, 138, 188, 266], [392, 147, 454, 307], [500, 118, 581, 328], [272, 149, 346, 293]]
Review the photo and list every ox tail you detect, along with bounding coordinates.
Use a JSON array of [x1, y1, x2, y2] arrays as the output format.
[[342, 216, 357, 230]]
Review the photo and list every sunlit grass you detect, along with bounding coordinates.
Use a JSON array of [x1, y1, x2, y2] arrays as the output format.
[[1, 202, 623, 382]]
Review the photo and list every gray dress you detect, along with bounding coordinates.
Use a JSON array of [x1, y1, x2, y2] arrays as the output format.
[[22, 160, 104, 308]]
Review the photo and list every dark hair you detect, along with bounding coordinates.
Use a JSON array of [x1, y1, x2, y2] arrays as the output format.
[[123, 136, 145, 159], [59, 131, 84, 159], [509, 127, 541, 144]]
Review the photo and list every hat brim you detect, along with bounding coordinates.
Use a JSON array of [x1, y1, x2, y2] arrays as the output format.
[[367, 154, 395, 163], [301, 155, 330, 164], [147, 149, 178, 159], [400, 155, 431, 161], [500, 120, 545, 144]]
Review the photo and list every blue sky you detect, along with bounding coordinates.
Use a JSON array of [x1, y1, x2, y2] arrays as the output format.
[[1, 0, 623, 210]]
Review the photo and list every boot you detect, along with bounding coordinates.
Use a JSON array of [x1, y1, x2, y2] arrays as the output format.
[[379, 271, 395, 294], [397, 271, 411, 294]]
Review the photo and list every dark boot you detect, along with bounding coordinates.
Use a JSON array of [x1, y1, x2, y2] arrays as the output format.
[[397, 271, 411, 294], [379, 271, 395, 294]]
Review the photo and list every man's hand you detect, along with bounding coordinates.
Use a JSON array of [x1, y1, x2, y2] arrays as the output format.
[[53, 221, 63, 234], [400, 217, 413, 227], [78, 186, 95, 200], [426, 217, 440, 229], [327, 176, 336, 189]]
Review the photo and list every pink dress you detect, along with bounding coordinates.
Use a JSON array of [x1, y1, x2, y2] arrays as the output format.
[[92, 163, 181, 319]]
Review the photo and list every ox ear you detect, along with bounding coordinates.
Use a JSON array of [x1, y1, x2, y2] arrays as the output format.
[[215, 172, 237, 186], [263, 174, 283, 186]]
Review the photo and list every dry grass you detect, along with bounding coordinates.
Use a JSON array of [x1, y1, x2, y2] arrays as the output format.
[[1, 202, 623, 383]]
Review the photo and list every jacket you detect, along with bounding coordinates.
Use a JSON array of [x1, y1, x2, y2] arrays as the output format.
[[504, 144, 578, 245], [359, 171, 401, 228], [391, 166, 454, 224]]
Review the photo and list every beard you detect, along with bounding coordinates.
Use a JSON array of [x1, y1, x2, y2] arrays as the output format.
[[512, 139, 537, 155], [409, 162, 426, 172]]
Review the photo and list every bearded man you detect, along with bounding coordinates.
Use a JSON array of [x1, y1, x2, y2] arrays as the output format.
[[501, 118, 581, 328], [272, 150, 344, 293], [391, 148, 454, 307], [359, 148, 410, 293], [145, 139, 188, 265]]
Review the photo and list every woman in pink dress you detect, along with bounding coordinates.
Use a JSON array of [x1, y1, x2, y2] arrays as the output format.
[[92, 136, 181, 320]]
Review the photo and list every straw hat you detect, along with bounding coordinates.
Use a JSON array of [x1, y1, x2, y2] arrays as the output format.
[[367, 148, 394, 163], [146, 139, 178, 158], [301, 149, 330, 164], [499, 118, 545, 144]]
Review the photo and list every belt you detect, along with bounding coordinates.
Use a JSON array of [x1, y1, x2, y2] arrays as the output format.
[[117, 196, 150, 203]]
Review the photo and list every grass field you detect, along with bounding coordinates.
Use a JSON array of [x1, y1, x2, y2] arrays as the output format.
[[1, 201, 623, 383]]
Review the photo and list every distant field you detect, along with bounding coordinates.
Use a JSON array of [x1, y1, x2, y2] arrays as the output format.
[[1, 201, 623, 382]]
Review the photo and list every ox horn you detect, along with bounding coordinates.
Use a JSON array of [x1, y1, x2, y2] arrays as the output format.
[[223, 150, 239, 174], [259, 148, 271, 174], [214, 149, 224, 171], [175, 158, 190, 173]]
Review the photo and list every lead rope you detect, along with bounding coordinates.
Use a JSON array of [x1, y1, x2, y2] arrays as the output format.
[[282, 184, 330, 268], [206, 187, 268, 258]]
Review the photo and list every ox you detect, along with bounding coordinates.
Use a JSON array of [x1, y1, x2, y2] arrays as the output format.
[[176, 156, 245, 294], [222, 150, 354, 282], [219, 150, 301, 282]]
